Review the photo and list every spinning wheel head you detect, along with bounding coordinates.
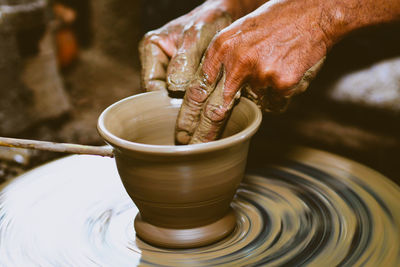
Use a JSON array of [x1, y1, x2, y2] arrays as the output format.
[[0, 148, 399, 265]]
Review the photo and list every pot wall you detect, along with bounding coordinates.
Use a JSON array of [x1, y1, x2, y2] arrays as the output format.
[[115, 141, 249, 228]]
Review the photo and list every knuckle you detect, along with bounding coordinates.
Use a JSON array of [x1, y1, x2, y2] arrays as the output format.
[[168, 53, 187, 71], [257, 65, 300, 91], [220, 38, 234, 52], [140, 32, 158, 50], [143, 30, 166, 45], [211, 36, 225, 52], [274, 74, 300, 91], [257, 66, 276, 84], [201, 62, 215, 78], [204, 104, 228, 123], [142, 31, 157, 41], [231, 52, 253, 71], [143, 32, 153, 40], [212, 34, 232, 53], [225, 71, 243, 91], [182, 24, 197, 35], [187, 81, 209, 103], [206, 34, 235, 65], [237, 53, 250, 65], [181, 28, 196, 44]]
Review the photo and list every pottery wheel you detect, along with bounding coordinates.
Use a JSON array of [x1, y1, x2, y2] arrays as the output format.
[[0, 147, 399, 266]]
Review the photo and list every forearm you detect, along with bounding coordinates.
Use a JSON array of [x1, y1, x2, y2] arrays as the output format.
[[327, 0, 400, 43]]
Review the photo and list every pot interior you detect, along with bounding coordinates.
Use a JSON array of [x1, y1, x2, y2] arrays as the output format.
[[101, 92, 256, 146]]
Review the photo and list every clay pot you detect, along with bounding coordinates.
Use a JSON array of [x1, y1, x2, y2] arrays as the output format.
[[97, 91, 262, 248]]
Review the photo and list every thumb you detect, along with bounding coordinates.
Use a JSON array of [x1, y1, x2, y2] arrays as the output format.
[[167, 15, 231, 92]]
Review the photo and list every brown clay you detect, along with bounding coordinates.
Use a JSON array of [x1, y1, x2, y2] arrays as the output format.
[[97, 91, 262, 248], [175, 57, 326, 145], [138, 5, 232, 93]]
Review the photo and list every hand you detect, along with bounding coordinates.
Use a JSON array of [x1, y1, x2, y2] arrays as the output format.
[[139, 0, 268, 93], [176, 0, 332, 144], [139, 0, 237, 93]]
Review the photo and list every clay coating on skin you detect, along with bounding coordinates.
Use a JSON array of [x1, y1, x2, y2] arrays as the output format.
[[138, 3, 233, 93], [97, 91, 262, 248], [174, 57, 326, 145]]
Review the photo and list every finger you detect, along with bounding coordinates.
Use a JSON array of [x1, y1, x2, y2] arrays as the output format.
[[139, 37, 171, 92], [174, 23, 233, 145], [262, 88, 291, 113], [167, 16, 231, 92], [285, 56, 326, 97], [190, 69, 242, 144], [241, 84, 266, 109], [261, 56, 326, 113], [175, 65, 220, 145]]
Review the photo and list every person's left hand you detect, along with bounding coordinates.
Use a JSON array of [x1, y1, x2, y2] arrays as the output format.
[[175, 0, 332, 144]]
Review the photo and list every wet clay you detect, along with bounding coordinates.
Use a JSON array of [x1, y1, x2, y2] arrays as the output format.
[[175, 67, 241, 145], [97, 91, 262, 248], [0, 147, 398, 266], [139, 10, 232, 92], [175, 57, 326, 145]]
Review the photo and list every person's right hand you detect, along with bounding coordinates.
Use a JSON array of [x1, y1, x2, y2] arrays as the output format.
[[139, 0, 237, 93], [175, 0, 330, 145]]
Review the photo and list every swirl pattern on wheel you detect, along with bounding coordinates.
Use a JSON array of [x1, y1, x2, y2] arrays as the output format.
[[0, 148, 399, 266]]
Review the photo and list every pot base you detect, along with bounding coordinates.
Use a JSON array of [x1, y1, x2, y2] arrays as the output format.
[[134, 208, 237, 248]]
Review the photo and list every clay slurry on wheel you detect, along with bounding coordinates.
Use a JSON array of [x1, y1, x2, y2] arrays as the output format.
[[0, 147, 399, 266]]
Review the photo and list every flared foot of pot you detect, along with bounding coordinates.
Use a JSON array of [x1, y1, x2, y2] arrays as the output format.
[[134, 208, 237, 248]]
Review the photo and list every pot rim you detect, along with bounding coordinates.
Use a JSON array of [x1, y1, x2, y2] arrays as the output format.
[[97, 91, 262, 155]]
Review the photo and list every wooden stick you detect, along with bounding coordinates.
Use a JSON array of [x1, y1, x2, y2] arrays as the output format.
[[0, 137, 114, 158]]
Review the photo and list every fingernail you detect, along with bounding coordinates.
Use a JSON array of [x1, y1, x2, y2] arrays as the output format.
[[168, 74, 190, 92]]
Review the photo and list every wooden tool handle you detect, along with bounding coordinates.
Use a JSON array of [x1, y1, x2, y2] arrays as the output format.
[[0, 137, 114, 158]]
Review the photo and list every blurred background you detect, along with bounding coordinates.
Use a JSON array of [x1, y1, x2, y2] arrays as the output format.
[[0, 0, 399, 184]]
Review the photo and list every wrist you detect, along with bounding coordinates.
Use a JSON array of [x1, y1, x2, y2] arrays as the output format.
[[322, 0, 400, 44]]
